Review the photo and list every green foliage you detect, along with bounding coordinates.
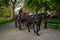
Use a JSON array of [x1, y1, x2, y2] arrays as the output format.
[[47, 23, 60, 29], [47, 18, 60, 29], [53, 0, 60, 10], [0, 0, 11, 17], [25, 0, 60, 12], [48, 18, 60, 22], [3, 6, 12, 17], [0, 18, 13, 24], [25, 0, 55, 13], [25, 0, 41, 13], [0, 0, 10, 9]]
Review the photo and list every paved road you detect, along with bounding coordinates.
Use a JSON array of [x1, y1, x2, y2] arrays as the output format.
[[0, 22, 60, 40]]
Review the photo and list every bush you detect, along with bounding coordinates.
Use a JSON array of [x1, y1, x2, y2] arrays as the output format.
[[48, 18, 60, 22], [47, 18, 60, 29], [0, 18, 14, 24]]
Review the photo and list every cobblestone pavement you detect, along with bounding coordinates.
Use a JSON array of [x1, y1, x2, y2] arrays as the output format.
[[0, 22, 60, 40]]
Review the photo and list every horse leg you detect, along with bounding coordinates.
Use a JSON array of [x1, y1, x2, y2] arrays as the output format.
[[36, 24, 40, 36], [15, 20, 17, 28], [38, 24, 41, 31], [18, 20, 22, 30], [27, 23, 30, 32], [33, 23, 36, 33], [36, 22, 41, 36]]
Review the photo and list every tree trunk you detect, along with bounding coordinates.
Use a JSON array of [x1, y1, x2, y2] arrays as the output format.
[[57, 10, 60, 18], [12, 5, 15, 18], [11, 0, 16, 18]]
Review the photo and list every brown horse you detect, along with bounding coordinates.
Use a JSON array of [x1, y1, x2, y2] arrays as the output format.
[[27, 15, 33, 32], [27, 13, 42, 36], [15, 8, 23, 30]]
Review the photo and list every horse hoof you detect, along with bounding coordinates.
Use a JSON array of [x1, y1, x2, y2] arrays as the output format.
[[37, 33, 40, 36], [19, 28, 22, 30], [28, 30, 30, 32], [34, 31, 36, 33]]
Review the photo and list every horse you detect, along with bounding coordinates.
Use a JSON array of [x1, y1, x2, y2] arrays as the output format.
[[27, 13, 42, 36], [35, 14, 42, 35], [27, 15, 33, 32], [14, 8, 23, 30]]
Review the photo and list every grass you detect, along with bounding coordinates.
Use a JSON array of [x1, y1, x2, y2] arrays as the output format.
[[47, 18, 60, 29], [48, 18, 60, 22], [0, 18, 14, 24], [47, 23, 60, 29]]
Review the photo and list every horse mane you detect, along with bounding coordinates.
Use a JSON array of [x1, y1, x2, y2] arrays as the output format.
[[19, 8, 23, 14]]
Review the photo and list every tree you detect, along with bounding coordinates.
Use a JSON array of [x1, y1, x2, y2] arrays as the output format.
[[53, 0, 60, 18], [0, 0, 10, 16], [11, 0, 17, 18], [0, 0, 10, 8], [25, 0, 41, 14]]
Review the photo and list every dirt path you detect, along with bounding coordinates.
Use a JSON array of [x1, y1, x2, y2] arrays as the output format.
[[0, 22, 60, 40]]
